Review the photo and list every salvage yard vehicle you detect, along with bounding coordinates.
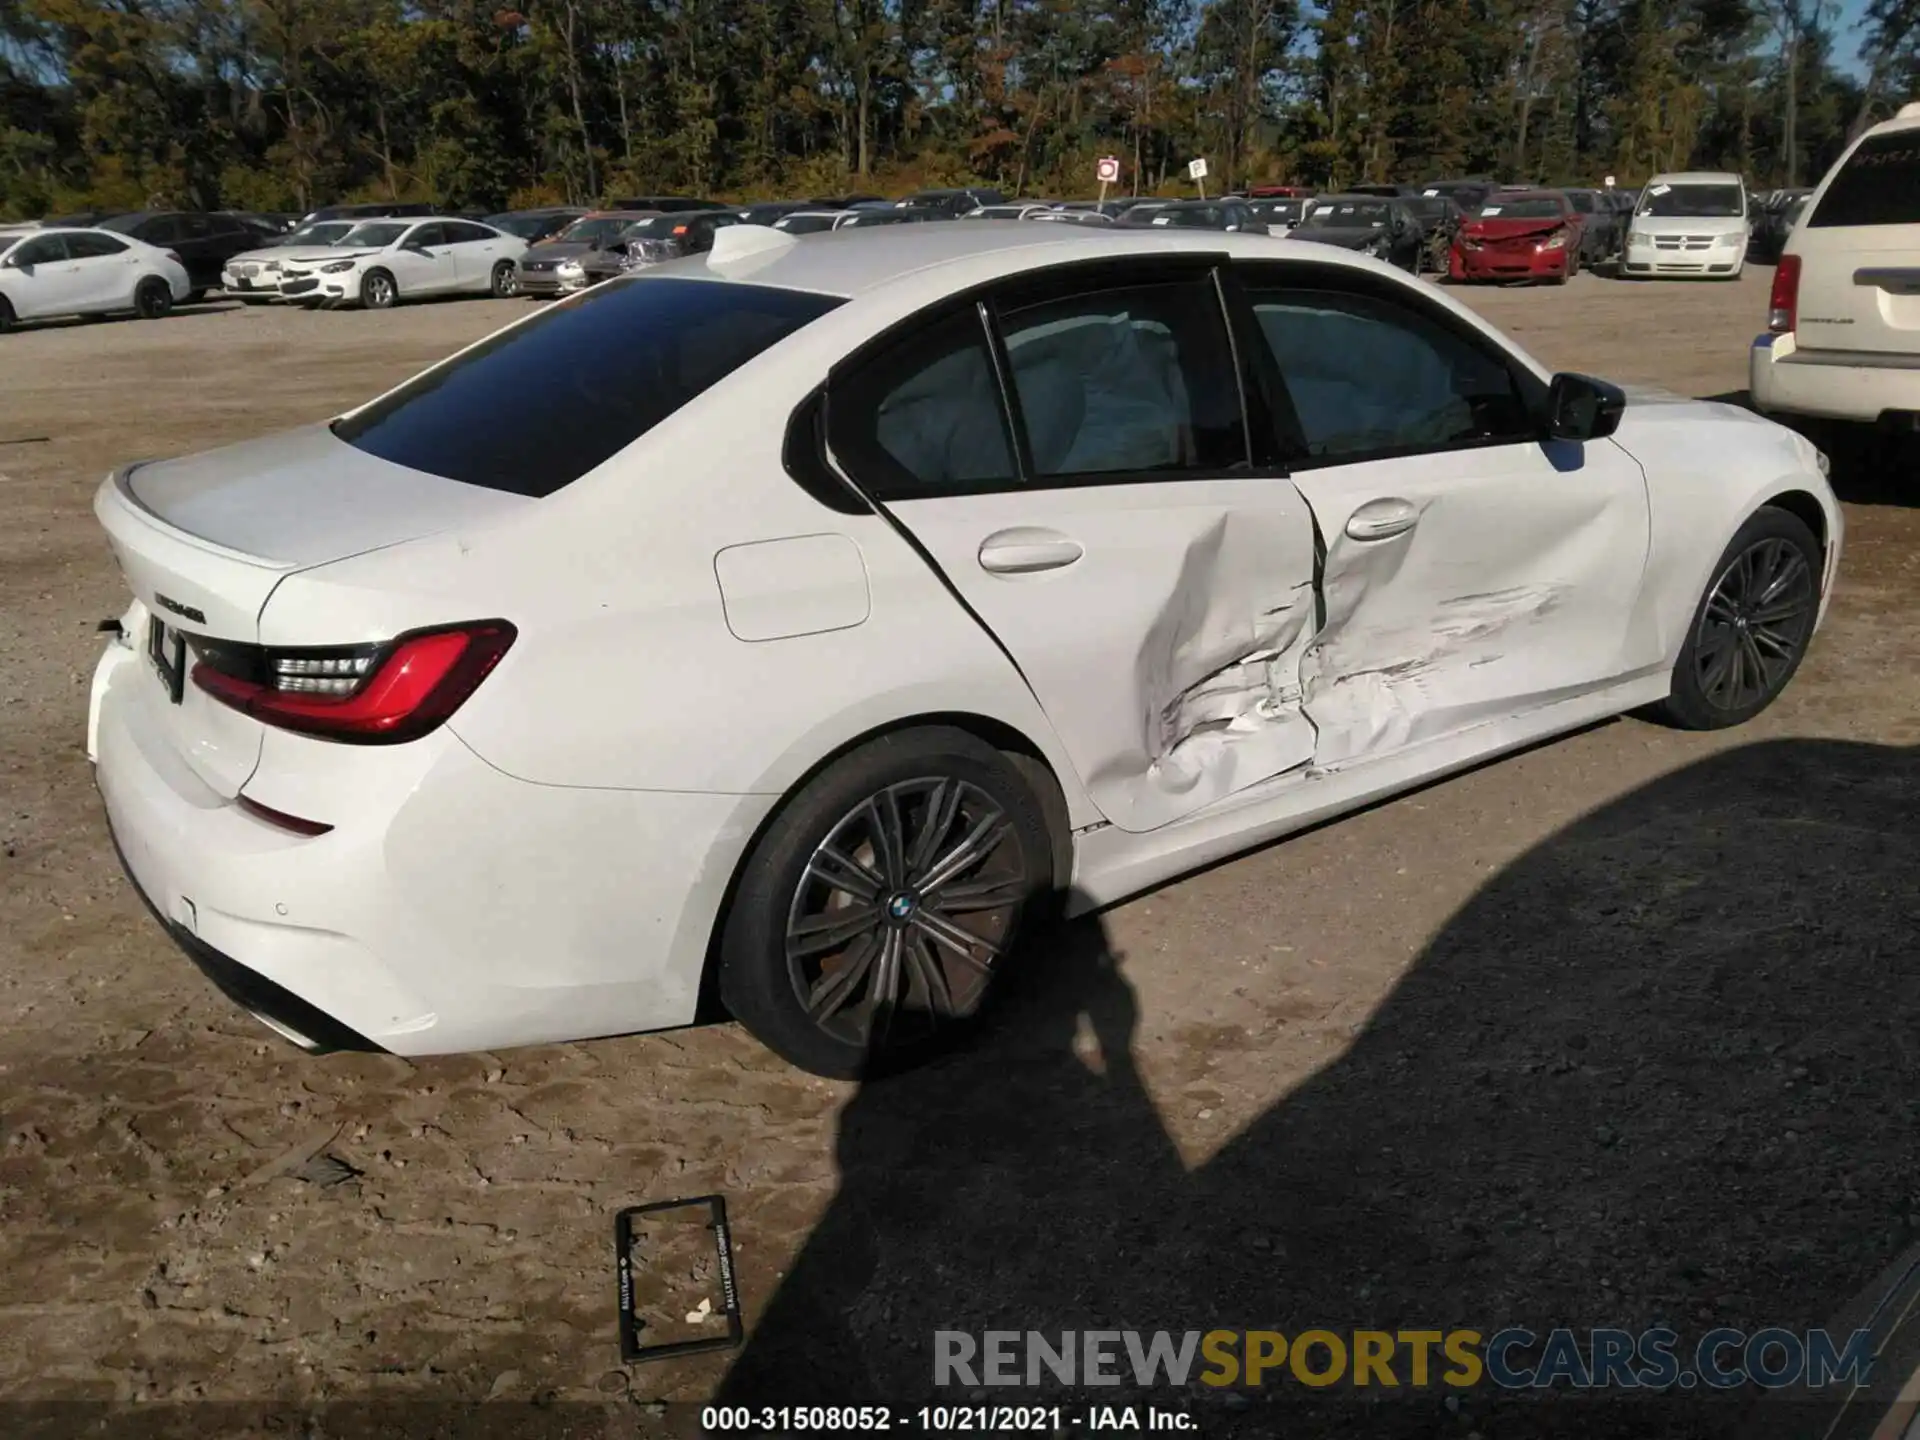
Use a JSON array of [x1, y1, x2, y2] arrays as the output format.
[[0, 227, 190, 329], [276, 217, 526, 308], [89, 224, 1841, 1079], [1623, 171, 1750, 278], [97, 211, 267, 302], [1286, 194, 1424, 270], [1449, 190, 1583, 284], [1563, 188, 1621, 267], [221, 220, 356, 301], [1752, 103, 1920, 428], [514, 211, 645, 297]]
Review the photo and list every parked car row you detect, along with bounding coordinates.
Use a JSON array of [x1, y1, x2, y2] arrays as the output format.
[[0, 170, 1779, 329]]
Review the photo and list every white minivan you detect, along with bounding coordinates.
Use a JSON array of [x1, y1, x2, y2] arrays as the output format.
[[1622, 171, 1750, 279], [1750, 103, 1920, 426]]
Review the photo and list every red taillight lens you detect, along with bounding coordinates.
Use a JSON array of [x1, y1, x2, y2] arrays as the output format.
[[1769, 254, 1801, 333], [193, 620, 516, 744]]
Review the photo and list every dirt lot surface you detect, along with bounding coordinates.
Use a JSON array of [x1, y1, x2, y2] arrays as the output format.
[[3, 270, 1919, 1438]]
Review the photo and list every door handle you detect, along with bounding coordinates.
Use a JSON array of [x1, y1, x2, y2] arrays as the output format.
[[977, 528, 1085, 574], [1344, 497, 1420, 542]]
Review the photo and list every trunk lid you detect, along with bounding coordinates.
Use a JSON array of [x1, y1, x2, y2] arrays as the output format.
[[98, 425, 530, 797], [1789, 125, 1920, 357]]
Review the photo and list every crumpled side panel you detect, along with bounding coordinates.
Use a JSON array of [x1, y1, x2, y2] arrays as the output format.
[[1086, 511, 1319, 832]]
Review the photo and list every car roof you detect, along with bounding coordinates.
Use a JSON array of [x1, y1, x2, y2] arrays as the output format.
[[1484, 189, 1565, 203], [665, 222, 1397, 302], [1645, 171, 1743, 185]]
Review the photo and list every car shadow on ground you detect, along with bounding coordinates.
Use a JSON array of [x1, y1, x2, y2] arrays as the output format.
[[11, 302, 243, 336], [715, 737, 1920, 1438]]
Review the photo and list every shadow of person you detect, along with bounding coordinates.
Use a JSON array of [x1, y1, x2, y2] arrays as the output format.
[[718, 737, 1920, 1438], [715, 908, 1188, 1406]]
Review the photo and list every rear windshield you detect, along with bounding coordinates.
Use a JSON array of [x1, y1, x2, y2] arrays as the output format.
[[1810, 130, 1920, 227], [333, 277, 842, 496], [1637, 183, 1743, 218]]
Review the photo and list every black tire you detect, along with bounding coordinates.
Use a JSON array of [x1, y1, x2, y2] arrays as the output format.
[[185, 288, 207, 306], [489, 261, 517, 298], [0, 296, 12, 333], [1654, 507, 1822, 731], [134, 278, 173, 320], [718, 727, 1057, 1079], [359, 268, 398, 310]]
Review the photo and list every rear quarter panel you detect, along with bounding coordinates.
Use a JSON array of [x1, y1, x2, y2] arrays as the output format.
[[260, 333, 1102, 827]]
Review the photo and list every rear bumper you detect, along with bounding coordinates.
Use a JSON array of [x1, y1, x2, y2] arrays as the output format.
[[103, 812, 382, 1053], [89, 637, 773, 1056], [1750, 332, 1920, 423]]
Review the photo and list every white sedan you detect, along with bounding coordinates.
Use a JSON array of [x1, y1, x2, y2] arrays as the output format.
[[88, 224, 1840, 1076], [0, 227, 189, 330], [275, 217, 527, 309], [219, 220, 356, 301]]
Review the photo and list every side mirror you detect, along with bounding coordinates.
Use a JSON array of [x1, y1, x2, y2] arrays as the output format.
[[1545, 372, 1626, 442]]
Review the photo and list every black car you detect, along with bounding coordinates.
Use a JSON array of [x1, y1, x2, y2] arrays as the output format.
[[901, 187, 1005, 216], [620, 208, 745, 266], [96, 211, 265, 295], [1116, 197, 1266, 232], [1402, 194, 1467, 272], [736, 200, 826, 227], [1286, 194, 1424, 271], [605, 196, 713, 213], [1416, 178, 1500, 214], [1751, 190, 1813, 264], [1248, 198, 1307, 231], [482, 207, 588, 244], [1561, 188, 1621, 265], [299, 201, 436, 225]]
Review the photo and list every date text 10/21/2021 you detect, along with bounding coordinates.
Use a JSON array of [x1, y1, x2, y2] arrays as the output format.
[[701, 1406, 1193, 1431]]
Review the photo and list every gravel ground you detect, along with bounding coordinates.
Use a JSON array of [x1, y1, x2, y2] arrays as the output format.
[[2, 269, 1917, 1437]]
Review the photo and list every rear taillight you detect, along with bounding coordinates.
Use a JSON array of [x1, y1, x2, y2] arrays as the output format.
[[164, 250, 184, 266], [191, 620, 515, 744], [1769, 254, 1801, 333]]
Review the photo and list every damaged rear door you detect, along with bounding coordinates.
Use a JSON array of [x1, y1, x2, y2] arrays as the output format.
[[1234, 262, 1653, 768], [824, 260, 1323, 833]]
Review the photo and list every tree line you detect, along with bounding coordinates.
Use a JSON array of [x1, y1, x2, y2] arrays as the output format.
[[0, 0, 1911, 221]]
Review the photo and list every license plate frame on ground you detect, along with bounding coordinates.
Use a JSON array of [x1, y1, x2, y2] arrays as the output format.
[[147, 616, 185, 705], [614, 1194, 743, 1363]]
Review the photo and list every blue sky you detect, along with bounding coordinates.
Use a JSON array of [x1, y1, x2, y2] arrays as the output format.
[[1834, 0, 1872, 76]]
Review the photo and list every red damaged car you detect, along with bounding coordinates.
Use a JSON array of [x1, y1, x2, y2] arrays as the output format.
[[1448, 190, 1584, 284]]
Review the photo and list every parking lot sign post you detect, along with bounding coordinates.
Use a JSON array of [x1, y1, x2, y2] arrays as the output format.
[[1188, 156, 1208, 199], [1096, 155, 1121, 204]]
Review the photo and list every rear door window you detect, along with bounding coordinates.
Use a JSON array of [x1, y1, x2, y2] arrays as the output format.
[[1809, 129, 1920, 227], [333, 277, 841, 495]]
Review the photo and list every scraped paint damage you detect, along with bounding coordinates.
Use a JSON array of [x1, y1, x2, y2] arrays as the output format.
[[1084, 511, 1321, 833], [1301, 582, 1566, 767]]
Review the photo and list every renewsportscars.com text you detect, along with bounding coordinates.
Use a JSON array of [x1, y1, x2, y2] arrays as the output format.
[[934, 1327, 1875, 1391]]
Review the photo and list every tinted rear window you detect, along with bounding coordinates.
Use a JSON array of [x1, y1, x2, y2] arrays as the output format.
[[1810, 130, 1920, 227], [333, 277, 841, 496]]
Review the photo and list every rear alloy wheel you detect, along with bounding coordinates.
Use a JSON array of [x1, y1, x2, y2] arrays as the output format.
[[490, 261, 518, 298], [359, 269, 397, 310], [1656, 507, 1821, 730], [134, 278, 173, 320], [719, 728, 1055, 1079]]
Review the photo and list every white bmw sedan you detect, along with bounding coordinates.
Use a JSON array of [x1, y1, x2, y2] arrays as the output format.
[[89, 224, 1841, 1077], [275, 217, 527, 309], [0, 227, 190, 329]]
